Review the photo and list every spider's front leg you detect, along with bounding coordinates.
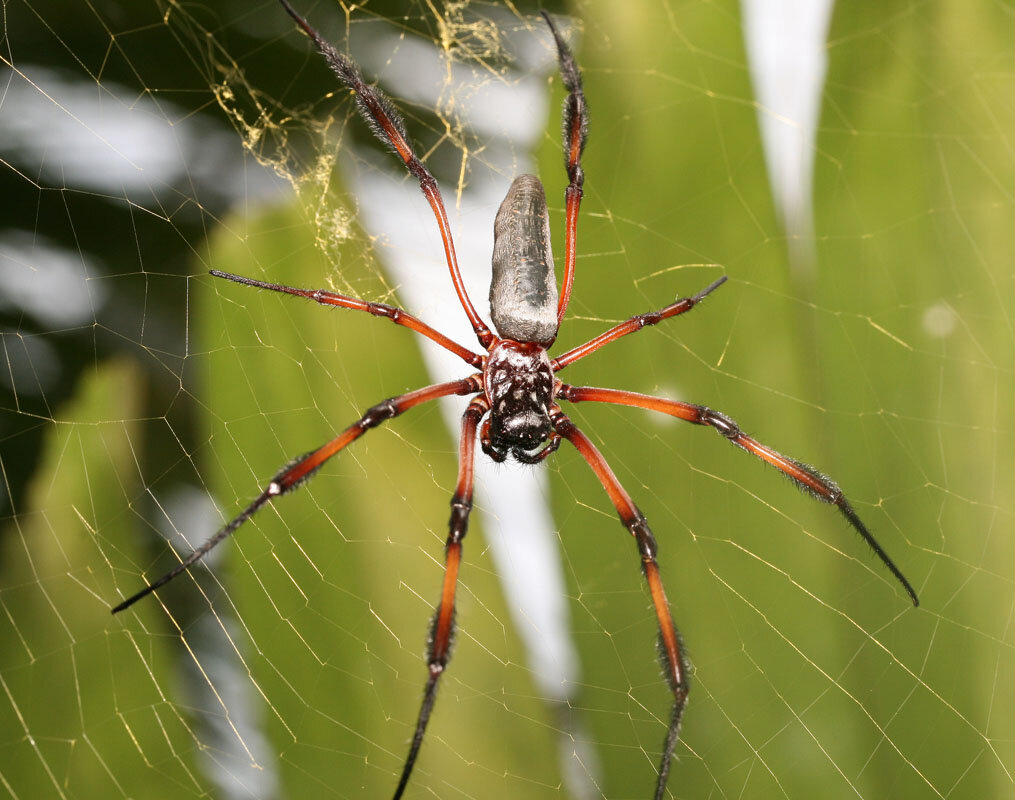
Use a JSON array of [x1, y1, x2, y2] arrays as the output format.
[[551, 407, 689, 800], [111, 376, 481, 614], [393, 395, 488, 799], [558, 384, 920, 606]]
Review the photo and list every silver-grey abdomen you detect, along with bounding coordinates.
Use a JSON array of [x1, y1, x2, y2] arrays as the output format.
[[489, 175, 559, 345]]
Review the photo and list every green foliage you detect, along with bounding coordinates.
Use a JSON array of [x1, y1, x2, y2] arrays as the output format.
[[2, 1, 1012, 799]]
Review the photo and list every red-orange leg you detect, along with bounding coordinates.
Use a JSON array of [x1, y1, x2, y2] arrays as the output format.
[[277, 0, 494, 349], [210, 270, 484, 368], [557, 384, 920, 606], [541, 12, 588, 324], [393, 396, 487, 799], [112, 376, 481, 614], [552, 276, 726, 372], [551, 408, 689, 800]]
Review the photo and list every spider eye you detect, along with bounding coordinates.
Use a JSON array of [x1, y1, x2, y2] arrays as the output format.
[[493, 411, 550, 450]]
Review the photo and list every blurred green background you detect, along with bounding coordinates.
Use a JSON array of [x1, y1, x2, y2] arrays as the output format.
[[1, 1, 1012, 798]]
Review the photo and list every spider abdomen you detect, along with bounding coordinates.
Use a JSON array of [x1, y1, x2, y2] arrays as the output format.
[[490, 175, 559, 346], [484, 339, 554, 458]]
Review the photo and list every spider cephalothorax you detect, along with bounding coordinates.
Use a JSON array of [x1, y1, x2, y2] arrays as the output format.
[[482, 339, 556, 463], [113, 4, 919, 799]]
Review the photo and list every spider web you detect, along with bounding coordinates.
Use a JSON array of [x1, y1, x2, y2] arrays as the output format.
[[1, 1, 1013, 798]]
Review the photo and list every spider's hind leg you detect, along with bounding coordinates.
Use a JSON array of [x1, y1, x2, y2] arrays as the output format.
[[276, 0, 494, 349], [541, 11, 589, 324], [210, 270, 483, 368], [551, 275, 727, 373]]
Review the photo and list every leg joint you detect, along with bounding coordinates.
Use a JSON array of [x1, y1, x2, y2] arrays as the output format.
[[704, 408, 740, 439], [636, 311, 662, 329], [567, 165, 585, 188], [412, 161, 434, 186], [627, 512, 657, 559], [448, 499, 472, 541], [361, 398, 398, 429], [367, 302, 398, 321]]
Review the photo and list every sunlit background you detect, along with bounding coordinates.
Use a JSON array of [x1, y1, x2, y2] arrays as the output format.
[[1, 1, 1012, 798]]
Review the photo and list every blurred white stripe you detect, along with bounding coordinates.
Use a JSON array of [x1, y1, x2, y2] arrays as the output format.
[[350, 18, 598, 797], [742, 0, 835, 278]]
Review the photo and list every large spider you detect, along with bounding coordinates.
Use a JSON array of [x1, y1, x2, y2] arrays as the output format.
[[113, 4, 920, 798]]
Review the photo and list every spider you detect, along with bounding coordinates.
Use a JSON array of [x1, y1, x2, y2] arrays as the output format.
[[113, 4, 920, 798]]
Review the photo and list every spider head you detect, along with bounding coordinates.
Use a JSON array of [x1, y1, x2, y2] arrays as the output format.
[[489, 409, 552, 461], [483, 340, 556, 463]]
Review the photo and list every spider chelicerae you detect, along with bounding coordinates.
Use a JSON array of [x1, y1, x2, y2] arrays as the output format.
[[113, 4, 920, 798]]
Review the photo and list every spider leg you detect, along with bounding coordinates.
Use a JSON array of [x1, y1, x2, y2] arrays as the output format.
[[277, 0, 494, 349], [541, 12, 588, 325], [557, 384, 920, 606], [479, 418, 507, 463], [210, 270, 483, 368], [551, 407, 688, 800], [552, 276, 727, 372], [112, 376, 482, 614], [393, 396, 487, 799]]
